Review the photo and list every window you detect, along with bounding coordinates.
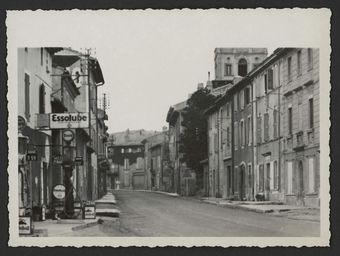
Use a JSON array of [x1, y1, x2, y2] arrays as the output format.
[[297, 50, 302, 76], [238, 58, 248, 76], [234, 167, 238, 192], [240, 90, 244, 109], [287, 56, 292, 81], [234, 94, 238, 111], [157, 156, 161, 169], [214, 133, 218, 153], [259, 164, 264, 192], [257, 115, 262, 144], [308, 157, 315, 193], [264, 74, 268, 94], [234, 122, 238, 150], [240, 120, 244, 147], [287, 161, 293, 194], [226, 103, 230, 117], [247, 116, 252, 145], [267, 68, 274, 90], [39, 84, 45, 114], [309, 98, 314, 129], [226, 126, 231, 149], [308, 48, 313, 69], [288, 107, 293, 135], [124, 158, 129, 169], [225, 64, 232, 76], [274, 161, 279, 190], [264, 112, 269, 141], [121, 148, 124, 153], [40, 48, 44, 66], [24, 73, 30, 121], [245, 87, 251, 105], [136, 157, 143, 169], [273, 108, 278, 139]]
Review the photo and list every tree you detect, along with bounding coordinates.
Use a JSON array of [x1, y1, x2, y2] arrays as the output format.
[[179, 88, 217, 190]]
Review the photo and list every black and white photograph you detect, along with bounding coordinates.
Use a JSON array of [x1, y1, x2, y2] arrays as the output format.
[[6, 9, 331, 247]]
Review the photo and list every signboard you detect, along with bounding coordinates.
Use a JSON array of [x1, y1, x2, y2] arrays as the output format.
[[53, 185, 66, 200], [19, 216, 32, 235], [53, 155, 63, 164], [62, 129, 75, 142], [74, 156, 83, 166], [50, 113, 89, 129], [18, 116, 26, 132], [84, 205, 96, 219], [26, 149, 37, 161]]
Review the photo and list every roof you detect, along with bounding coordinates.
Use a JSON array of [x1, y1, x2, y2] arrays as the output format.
[[205, 47, 290, 116], [110, 129, 160, 146], [53, 48, 105, 85], [166, 100, 187, 123]]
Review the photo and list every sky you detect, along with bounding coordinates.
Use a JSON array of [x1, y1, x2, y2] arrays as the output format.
[[7, 9, 330, 133]]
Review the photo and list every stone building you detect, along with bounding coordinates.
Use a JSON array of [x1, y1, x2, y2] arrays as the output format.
[[107, 129, 157, 190], [166, 101, 196, 196], [142, 128, 170, 192], [205, 48, 320, 206], [18, 47, 62, 217], [214, 48, 268, 82], [280, 48, 320, 207]]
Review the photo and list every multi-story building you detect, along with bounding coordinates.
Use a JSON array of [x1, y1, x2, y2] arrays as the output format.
[[280, 48, 319, 207], [214, 48, 268, 83], [107, 129, 157, 190], [18, 47, 62, 217], [166, 101, 196, 196], [142, 128, 170, 191], [205, 48, 320, 206]]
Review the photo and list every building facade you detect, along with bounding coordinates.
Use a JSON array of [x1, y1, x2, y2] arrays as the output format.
[[205, 48, 320, 207], [166, 101, 196, 196], [142, 129, 170, 192]]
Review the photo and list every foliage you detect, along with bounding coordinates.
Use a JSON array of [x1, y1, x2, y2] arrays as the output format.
[[179, 88, 217, 175]]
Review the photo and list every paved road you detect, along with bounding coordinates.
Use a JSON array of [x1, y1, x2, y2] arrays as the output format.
[[95, 190, 319, 237]]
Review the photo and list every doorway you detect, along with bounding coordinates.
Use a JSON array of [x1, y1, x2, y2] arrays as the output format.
[[297, 160, 305, 206], [239, 165, 246, 200]]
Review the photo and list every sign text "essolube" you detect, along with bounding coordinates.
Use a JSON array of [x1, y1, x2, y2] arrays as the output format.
[[50, 113, 89, 129]]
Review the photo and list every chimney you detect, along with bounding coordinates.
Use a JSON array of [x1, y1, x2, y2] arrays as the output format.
[[197, 83, 204, 90]]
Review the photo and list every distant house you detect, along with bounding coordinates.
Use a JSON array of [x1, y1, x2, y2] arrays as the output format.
[[142, 128, 170, 192], [107, 129, 159, 190]]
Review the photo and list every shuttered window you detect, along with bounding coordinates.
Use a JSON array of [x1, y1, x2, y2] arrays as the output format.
[[24, 73, 30, 121], [268, 68, 274, 90], [257, 115, 262, 144], [234, 122, 238, 149], [273, 108, 278, 139], [39, 84, 45, 114], [259, 164, 264, 192], [264, 113, 269, 142]]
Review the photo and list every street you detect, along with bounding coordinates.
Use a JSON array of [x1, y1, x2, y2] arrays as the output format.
[[73, 190, 320, 237]]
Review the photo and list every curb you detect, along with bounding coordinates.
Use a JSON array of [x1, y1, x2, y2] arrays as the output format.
[[71, 219, 100, 231]]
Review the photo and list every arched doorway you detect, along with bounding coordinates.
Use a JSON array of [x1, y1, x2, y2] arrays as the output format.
[[297, 160, 305, 206], [238, 58, 248, 77], [239, 164, 246, 200]]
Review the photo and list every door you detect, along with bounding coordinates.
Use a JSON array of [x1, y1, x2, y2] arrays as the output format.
[[265, 163, 271, 200], [132, 174, 145, 190], [239, 165, 246, 200], [297, 160, 305, 206]]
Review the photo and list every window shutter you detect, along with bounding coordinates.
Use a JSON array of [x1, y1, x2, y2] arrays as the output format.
[[268, 69, 274, 89], [264, 113, 269, 141], [24, 73, 30, 121], [257, 116, 262, 144]]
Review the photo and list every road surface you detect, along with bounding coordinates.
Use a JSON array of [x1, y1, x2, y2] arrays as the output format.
[[73, 190, 320, 237]]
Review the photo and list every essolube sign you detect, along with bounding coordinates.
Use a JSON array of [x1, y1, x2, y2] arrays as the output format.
[[50, 113, 89, 129]]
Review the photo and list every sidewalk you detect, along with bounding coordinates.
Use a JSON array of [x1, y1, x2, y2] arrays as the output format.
[[199, 197, 320, 222], [24, 218, 100, 237]]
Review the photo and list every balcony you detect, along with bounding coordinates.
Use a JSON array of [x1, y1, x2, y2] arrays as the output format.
[[293, 131, 305, 151]]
